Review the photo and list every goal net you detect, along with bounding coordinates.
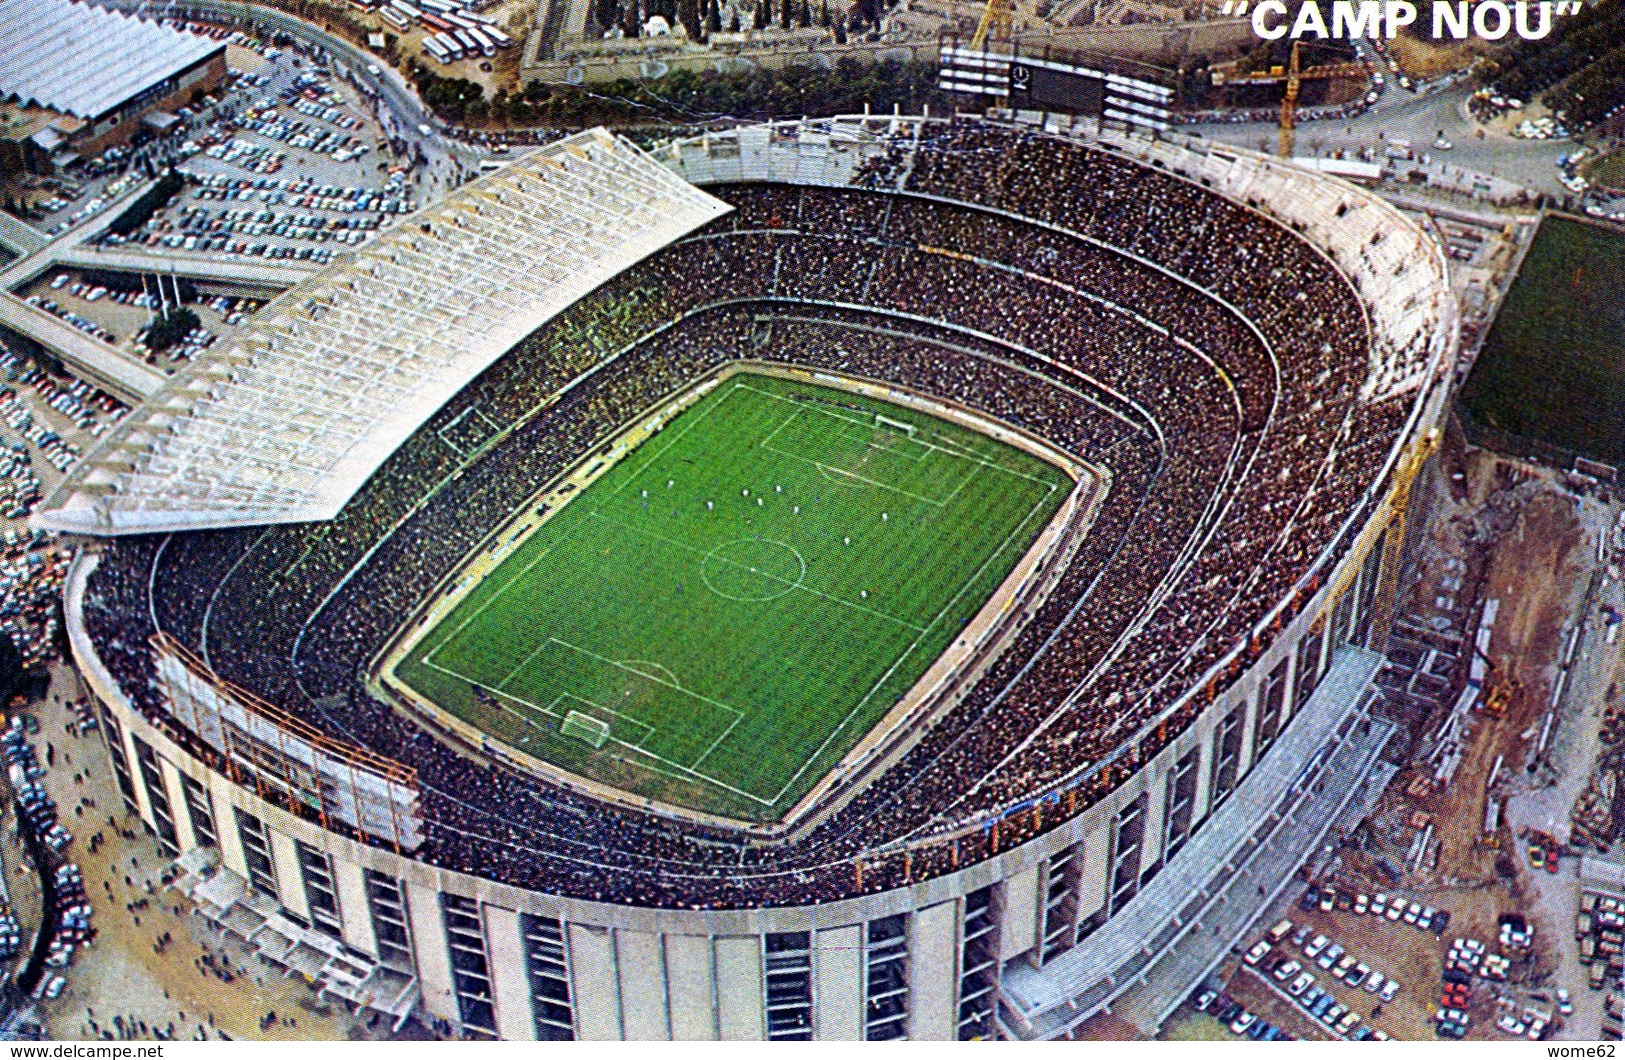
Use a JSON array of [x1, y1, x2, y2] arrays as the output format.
[[560, 710, 611, 749]]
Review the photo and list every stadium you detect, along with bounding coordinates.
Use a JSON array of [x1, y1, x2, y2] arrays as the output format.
[[41, 116, 1456, 1040]]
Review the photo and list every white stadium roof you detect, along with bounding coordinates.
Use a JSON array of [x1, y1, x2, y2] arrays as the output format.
[[35, 129, 731, 536], [0, 0, 224, 122]]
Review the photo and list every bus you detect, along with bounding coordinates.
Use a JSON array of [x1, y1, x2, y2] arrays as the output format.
[[483, 24, 512, 46], [389, 0, 421, 22], [378, 6, 410, 29], [433, 31, 464, 58], [465, 26, 496, 56], [419, 11, 453, 31], [453, 29, 480, 55], [422, 34, 452, 62]]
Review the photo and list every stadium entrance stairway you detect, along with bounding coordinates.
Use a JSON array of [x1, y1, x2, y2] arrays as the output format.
[[170, 848, 420, 1031]]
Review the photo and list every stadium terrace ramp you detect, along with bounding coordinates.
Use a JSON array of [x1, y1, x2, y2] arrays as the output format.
[[33, 128, 730, 536], [998, 646, 1387, 1039]]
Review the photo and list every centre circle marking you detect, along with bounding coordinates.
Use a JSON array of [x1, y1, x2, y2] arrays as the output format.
[[701, 539, 806, 602]]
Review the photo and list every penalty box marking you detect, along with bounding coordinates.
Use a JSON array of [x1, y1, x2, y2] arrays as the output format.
[[426, 652, 769, 803]]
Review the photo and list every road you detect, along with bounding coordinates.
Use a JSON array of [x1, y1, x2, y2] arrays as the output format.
[[1186, 78, 1573, 198]]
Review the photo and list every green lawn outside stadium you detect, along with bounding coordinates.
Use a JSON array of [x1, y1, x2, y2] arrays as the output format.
[[396, 371, 1074, 821], [1460, 215, 1625, 469]]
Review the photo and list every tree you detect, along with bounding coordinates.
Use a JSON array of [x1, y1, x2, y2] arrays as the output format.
[[678, 0, 700, 35], [142, 307, 201, 353]]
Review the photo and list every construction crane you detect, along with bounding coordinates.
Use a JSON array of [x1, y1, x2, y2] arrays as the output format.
[[1366, 426, 1442, 647], [970, 0, 1013, 51], [1311, 426, 1439, 645], [1279, 40, 1302, 158], [1209, 43, 1370, 158]]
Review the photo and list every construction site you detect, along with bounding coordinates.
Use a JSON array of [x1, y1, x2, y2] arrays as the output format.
[[1166, 410, 1625, 1042]]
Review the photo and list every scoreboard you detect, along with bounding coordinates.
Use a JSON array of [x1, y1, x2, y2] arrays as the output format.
[[1009, 60, 1107, 115], [939, 45, 1172, 131]]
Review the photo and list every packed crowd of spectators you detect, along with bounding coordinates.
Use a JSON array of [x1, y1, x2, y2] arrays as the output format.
[[82, 120, 1418, 909]]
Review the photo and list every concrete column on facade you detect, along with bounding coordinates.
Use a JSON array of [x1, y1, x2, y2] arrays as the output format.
[[999, 863, 1041, 963], [616, 929, 671, 1040], [267, 829, 310, 920], [566, 922, 623, 1040], [212, 782, 250, 883], [664, 934, 718, 1040], [1140, 762, 1170, 871], [404, 882, 460, 1024], [331, 858, 378, 957], [1074, 824, 1111, 926], [714, 935, 765, 1040], [482, 904, 537, 1041], [158, 756, 198, 853], [907, 899, 960, 1041], [1245, 684, 1267, 770], [813, 924, 862, 1040], [1191, 712, 1219, 826]]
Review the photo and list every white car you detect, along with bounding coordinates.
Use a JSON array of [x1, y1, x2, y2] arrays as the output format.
[[1363, 971, 1385, 995], [1289, 972, 1315, 997], [1379, 979, 1399, 1002], [1274, 960, 1302, 982], [1244, 940, 1271, 966]]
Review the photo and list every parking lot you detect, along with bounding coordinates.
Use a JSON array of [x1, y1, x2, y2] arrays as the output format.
[[1176, 870, 1585, 1044], [101, 33, 414, 268], [17, 269, 259, 374], [16, 21, 416, 266]]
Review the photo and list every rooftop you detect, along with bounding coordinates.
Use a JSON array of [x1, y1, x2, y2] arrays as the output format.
[[35, 128, 731, 535], [0, 0, 224, 122]]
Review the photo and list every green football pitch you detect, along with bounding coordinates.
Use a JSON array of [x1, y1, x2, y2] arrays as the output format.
[[396, 372, 1075, 821]]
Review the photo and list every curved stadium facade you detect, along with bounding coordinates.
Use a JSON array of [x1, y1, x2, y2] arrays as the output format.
[[41, 118, 1457, 1040]]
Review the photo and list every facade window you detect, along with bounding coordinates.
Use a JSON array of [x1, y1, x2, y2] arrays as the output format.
[[763, 932, 813, 1040], [864, 915, 909, 1040], [96, 707, 139, 814], [363, 870, 414, 969], [1162, 748, 1199, 860], [1296, 625, 1328, 709], [441, 895, 496, 1035], [234, 810, 278, 898], [295, 841, 343, 938], [1040, 845, 1080, 963], [519, 914, 574, 1040], [131, 736, 179, 855], [1209, 707, 1246, 809], [1107, 793, 1149, 915], [957, 887, 1000, 1040], [178, 773, 217, 848]]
